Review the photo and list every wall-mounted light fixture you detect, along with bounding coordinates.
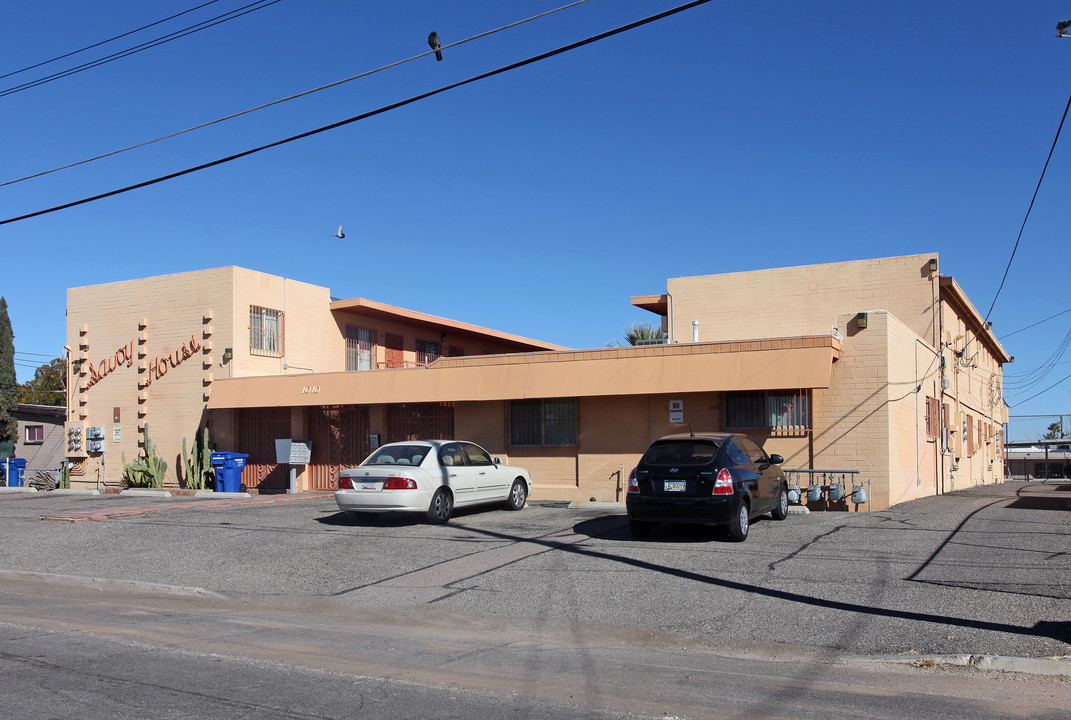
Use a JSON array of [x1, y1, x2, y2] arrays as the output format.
[[221, 348, 233, 363], [928, 258, 938, 272], [856, 312, 868, 329], [440, 332, 447, 342]]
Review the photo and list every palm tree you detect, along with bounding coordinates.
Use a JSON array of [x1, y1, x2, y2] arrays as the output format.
[[608, 322, 667, 347]]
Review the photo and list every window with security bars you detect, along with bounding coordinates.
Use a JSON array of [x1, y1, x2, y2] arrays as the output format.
[[386, 402, 454, 442], [346, 326, 374, 371], [725, 390, 811, 434], [250, 305, 283, 356], [416, 340, 441, 366], [510, 398, 578, 447]]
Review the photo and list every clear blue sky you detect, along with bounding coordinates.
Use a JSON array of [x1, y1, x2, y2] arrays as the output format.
[[2, 1, 1070, 439]]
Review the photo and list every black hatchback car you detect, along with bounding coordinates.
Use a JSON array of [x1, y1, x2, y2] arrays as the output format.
[[625, 432, 789, 541]]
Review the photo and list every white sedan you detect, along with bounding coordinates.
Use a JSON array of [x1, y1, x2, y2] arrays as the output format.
[[335, 440, 532, 524]]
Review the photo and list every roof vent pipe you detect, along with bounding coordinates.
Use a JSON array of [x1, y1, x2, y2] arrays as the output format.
[[692, 321, 699, 343]]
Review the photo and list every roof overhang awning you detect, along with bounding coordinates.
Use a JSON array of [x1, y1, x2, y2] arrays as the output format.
[[630, 294, 669, 316], [207, 335, 839, 409], [939, 277, 1012, 364], [329, 297, 567, 352]]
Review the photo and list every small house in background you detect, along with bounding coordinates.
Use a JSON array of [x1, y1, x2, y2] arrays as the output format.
[[12, 403, 66, 480]]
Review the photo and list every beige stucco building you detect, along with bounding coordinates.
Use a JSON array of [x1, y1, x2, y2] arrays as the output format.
[[64, 255, 1009, 510]]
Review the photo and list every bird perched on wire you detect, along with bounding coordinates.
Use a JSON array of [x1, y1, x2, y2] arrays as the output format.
[[428, 31, 442, 61], [331, 225, 345, 239]]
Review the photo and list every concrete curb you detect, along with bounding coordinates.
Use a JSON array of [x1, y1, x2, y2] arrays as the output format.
[[0, 487, 37, 493], [119, 489, 173, 498], [52, 489, 102, 496], [844, 653, 1071, 677], [0, 569, 227, 600]]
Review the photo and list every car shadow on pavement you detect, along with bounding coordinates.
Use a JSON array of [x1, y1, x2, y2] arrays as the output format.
[[317, 511, 424, 528], [315, 507, 488, 527], [571, 514, 774, 543]]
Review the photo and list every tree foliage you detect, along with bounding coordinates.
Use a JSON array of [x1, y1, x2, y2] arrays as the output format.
[[17, 357, 65, 406], [608, 322, 668, 347], [1042, 421, 1064, 440], [0, 297, 15, 458]]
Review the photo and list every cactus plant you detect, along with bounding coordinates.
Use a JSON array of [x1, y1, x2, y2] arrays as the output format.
[[121, 424, 167, 488], [181, 426, 214, 490]]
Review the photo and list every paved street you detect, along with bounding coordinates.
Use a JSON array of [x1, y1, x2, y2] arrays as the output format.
[[0, 481, 1069, 718]]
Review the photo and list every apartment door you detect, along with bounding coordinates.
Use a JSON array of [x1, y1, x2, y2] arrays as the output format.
[[385, 333, 404, 368]]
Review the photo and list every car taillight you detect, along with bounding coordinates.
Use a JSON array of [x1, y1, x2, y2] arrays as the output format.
[[338, 477, 354, 490], [627, 467, 638, 493], [713, 468, 734, 495], [383, 477, 417, 490]]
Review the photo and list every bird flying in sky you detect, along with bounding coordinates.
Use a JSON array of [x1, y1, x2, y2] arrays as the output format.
[[331, 225, 345, 239]]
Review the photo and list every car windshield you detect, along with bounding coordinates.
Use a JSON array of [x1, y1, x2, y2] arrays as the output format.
[[640, 440, 721, 467], [363, 445, 428, 466]]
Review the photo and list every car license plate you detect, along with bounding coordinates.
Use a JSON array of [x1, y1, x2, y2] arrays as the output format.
[[360, 481, 382, 491], [664, 480, 686, 492]]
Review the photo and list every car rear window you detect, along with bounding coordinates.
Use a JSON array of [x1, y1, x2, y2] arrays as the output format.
[[640, 441, 721, 467], [363, 445, 428, 466]]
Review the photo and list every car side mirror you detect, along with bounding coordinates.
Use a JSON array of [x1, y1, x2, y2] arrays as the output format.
[[493, 457, 501, 466], [768, 454, 784, 465]]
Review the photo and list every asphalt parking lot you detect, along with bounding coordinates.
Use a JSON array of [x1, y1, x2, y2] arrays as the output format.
[[0, 481, 1068, 661]]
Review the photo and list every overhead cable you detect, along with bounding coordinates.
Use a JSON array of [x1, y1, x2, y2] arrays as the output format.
[[0, 0, 284, 99], [0, 0, 714, 226], [984, 89, 1071, 322], [0, 0, 225, 81], [1000, 307, 1071, 339], [1010, 372, 1071, 406], [0, 0, 593, 188]]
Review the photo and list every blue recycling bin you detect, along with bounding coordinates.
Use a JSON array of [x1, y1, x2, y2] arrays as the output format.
[[2, 458, 27, 488], [210, 452, 248, 493]]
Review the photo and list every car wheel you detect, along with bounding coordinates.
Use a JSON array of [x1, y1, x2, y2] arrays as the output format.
[[771, 485, 789, 521], [505, 478, 528, 511], [629, 518, 652, 539], [426, 487, 453, 524], [727, 500, 749, 542]]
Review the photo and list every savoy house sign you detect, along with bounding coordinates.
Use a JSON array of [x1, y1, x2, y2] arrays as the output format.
[[85, 332, 202, 390]]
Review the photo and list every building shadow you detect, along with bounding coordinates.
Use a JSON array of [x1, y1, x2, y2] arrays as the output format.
[[455, 518, 1071, 646]]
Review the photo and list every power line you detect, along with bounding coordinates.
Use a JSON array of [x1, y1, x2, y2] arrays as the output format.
[[0, 0, 284, 99], [0, 0, 225, 81], [1000, 307, 1071, 339], [0, 0, 594, 189], [0, 387, 65, 394], [0, 0, 714, 226], [1011, 372, 1071, 407], [984, 89, 1071, 322]]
